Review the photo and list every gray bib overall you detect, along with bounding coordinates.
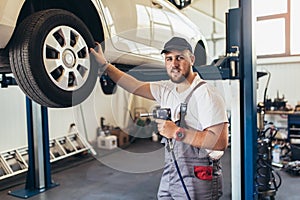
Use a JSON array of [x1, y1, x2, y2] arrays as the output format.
[[157, 82, 223, 200]]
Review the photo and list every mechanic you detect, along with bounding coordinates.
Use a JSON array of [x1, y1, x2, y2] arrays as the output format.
[[90, 37, 229, 200]]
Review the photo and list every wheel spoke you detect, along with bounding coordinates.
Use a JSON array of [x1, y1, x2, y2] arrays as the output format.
[[45, 58, 63, 73], [60, 26, 71, 48], [73, 36, 87, 54], [56, 70, 69, 89], [73, 70, 85, 86], [77, 58, 90, 70], [45, 33, 64, 52]]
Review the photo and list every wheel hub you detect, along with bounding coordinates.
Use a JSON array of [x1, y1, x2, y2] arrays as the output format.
[[63, 49, 76, 68]]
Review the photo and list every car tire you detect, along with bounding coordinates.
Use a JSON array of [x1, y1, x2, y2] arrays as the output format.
[[9, 9, 97, 108]]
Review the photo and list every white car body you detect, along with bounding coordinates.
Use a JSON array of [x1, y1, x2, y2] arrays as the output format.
[[0, 0, 207, 107]]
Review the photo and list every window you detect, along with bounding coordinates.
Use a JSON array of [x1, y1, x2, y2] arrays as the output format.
[[255, 0, 299, 57], [290, 0, 300, 54]]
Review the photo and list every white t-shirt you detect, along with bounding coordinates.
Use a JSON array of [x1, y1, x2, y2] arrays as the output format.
[[150, 74, 228, 131], [150, 74, 228, 159]]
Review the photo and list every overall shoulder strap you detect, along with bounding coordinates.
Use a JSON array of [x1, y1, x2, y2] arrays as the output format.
[[184, 81, 206, 104], [179, 81, 206, 127]]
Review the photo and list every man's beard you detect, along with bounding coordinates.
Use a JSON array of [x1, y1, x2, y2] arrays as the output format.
[[170, 75, 186, 83], [169, 69, 189, 83]]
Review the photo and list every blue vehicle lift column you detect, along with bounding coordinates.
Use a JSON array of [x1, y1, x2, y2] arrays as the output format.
[[240, 0, 257, 199], [226, 0, 257, 199], [8, 97, 58, 198]]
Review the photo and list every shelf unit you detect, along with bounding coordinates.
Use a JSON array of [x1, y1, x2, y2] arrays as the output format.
[[288, 114, 300, 160], [0, 132, 92, 180]]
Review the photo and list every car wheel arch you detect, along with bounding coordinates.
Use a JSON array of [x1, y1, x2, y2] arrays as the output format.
[[194, 40, 207, 67], [15, 0, 105, 45]]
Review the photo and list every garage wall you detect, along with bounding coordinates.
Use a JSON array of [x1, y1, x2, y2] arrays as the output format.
[[181, 0, 238, 62], [0, 80, 142, 152], [0, 85, 82, 152], [76, 82, 153, 143], [49, 82, 157, 145], [0, 87, 27, 152], [257, 61, 300, 108]]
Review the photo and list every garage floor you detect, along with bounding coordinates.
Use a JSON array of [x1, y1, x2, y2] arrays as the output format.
[[0, 138, 299, 200]]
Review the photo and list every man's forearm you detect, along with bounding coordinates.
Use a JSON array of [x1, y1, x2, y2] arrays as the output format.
[[180, 123, 229, 151]]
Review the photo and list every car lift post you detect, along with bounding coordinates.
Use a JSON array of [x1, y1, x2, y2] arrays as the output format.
[[240, 1, 257, 199], [8, 97, 58, 198]]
